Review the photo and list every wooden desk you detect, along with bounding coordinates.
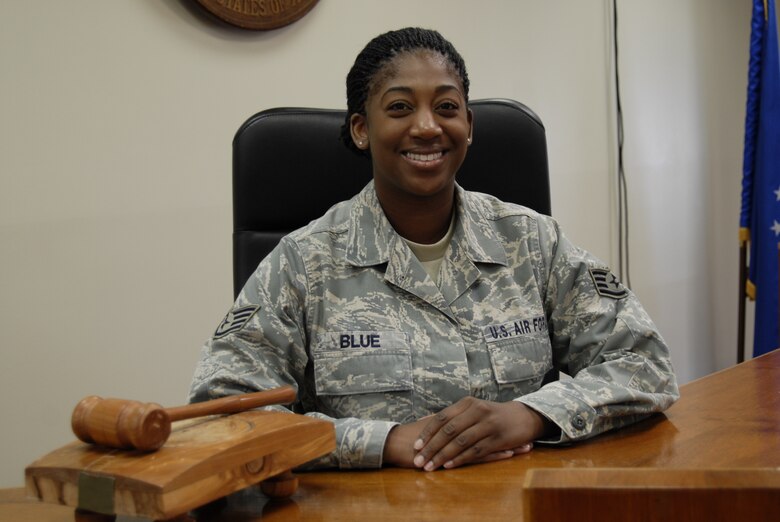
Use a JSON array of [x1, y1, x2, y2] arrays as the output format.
[[4, 350, 780, 521]]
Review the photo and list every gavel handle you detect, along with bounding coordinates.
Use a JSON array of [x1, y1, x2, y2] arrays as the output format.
[[164, 385, 297, 422]]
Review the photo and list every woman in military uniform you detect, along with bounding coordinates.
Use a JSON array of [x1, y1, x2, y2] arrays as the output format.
[[190, 27, 678, 471]]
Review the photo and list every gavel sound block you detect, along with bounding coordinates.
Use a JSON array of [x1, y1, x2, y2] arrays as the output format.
[[26, 391, 336, 521]]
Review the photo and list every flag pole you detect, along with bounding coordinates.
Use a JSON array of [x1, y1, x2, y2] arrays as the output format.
[[738, 230, 749, 364]]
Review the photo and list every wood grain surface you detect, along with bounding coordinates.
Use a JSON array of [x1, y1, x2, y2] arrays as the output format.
[[9, 350, 780, 521]]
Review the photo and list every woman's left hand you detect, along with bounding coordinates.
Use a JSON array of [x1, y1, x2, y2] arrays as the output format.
[[411, 397, 547, 471]]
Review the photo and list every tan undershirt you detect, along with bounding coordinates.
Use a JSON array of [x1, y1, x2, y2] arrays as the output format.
[[402, 213, 456, 283]]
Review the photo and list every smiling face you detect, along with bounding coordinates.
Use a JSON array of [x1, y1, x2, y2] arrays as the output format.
[[349, 50, 473, 212]]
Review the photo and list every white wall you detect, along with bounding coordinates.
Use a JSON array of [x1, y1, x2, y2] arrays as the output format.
[[0, 0, 750, 487], [617, 2, 752, 377]]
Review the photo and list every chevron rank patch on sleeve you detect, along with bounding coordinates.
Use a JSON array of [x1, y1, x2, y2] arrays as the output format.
[[588, 267, 628, 299], [214, 305, 260, 338]]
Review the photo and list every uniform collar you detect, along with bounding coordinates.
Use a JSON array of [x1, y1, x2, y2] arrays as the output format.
[[453, 184, 508, 267], [344, 182, 399, 267], [345, 181, 507, 268]]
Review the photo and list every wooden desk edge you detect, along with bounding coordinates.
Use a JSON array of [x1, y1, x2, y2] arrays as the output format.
[[0, 487, 29, 503], [523, 467, 780, 522], [523, 467, 780, 488]]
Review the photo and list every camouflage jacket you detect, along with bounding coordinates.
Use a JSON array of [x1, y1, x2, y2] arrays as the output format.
[[189, 182, 678, 469]]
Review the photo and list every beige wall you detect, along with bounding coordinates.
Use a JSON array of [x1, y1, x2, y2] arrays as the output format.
[[0, 0, 749, 487]]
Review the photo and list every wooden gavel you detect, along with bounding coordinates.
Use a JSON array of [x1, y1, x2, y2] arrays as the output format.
[[71, 385, 296, 451]]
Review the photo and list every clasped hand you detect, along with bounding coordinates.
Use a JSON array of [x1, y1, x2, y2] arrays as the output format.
[[383, 397, 547, 471]]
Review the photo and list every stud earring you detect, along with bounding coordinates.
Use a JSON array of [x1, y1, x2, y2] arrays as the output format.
[[467, 137, 472, 145]]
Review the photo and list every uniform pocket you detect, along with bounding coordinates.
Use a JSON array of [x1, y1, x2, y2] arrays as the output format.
[[487, 335, 553, 385], [313, 331, 412, 396]]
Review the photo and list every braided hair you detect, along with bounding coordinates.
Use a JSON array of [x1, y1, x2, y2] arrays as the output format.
[[340, 27, 470, 155]]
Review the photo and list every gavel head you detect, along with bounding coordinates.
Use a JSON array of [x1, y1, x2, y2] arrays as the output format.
[[71, 396, 171, 451]]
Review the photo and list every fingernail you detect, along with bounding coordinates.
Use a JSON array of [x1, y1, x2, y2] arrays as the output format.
[[424, 461, 435, 472], [443, 460, 454, 469], [413, 455, 425, 467], [413, 438, 424, 450]]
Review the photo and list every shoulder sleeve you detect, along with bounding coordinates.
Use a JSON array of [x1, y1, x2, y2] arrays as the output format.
[[516, 216, 679, 443], [188, 237, 396, 469]]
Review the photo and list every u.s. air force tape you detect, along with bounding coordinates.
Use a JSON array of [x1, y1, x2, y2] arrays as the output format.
[[588, 267, 628, 299], [214, 305, 260, 338]]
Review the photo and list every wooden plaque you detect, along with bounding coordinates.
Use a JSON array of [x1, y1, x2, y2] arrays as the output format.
[[195, 0, 319, 30], [523, 468, 780, 522], [25, 410, 335, 520]]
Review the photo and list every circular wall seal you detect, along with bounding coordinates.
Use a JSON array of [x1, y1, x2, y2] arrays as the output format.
[[195, 0, 319, 30]]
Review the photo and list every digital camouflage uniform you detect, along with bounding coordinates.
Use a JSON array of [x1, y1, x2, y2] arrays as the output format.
[[189, 182, 678, 469]]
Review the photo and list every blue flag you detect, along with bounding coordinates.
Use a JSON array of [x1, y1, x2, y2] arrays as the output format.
[[740, 0, 780, 357]]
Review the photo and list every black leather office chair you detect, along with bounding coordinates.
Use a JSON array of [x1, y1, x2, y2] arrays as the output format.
[[232, 98, 550, 297]]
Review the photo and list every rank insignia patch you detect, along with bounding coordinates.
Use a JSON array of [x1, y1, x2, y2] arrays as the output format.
[[588, 268, 628, 299], [214, 305, 260, 339]]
